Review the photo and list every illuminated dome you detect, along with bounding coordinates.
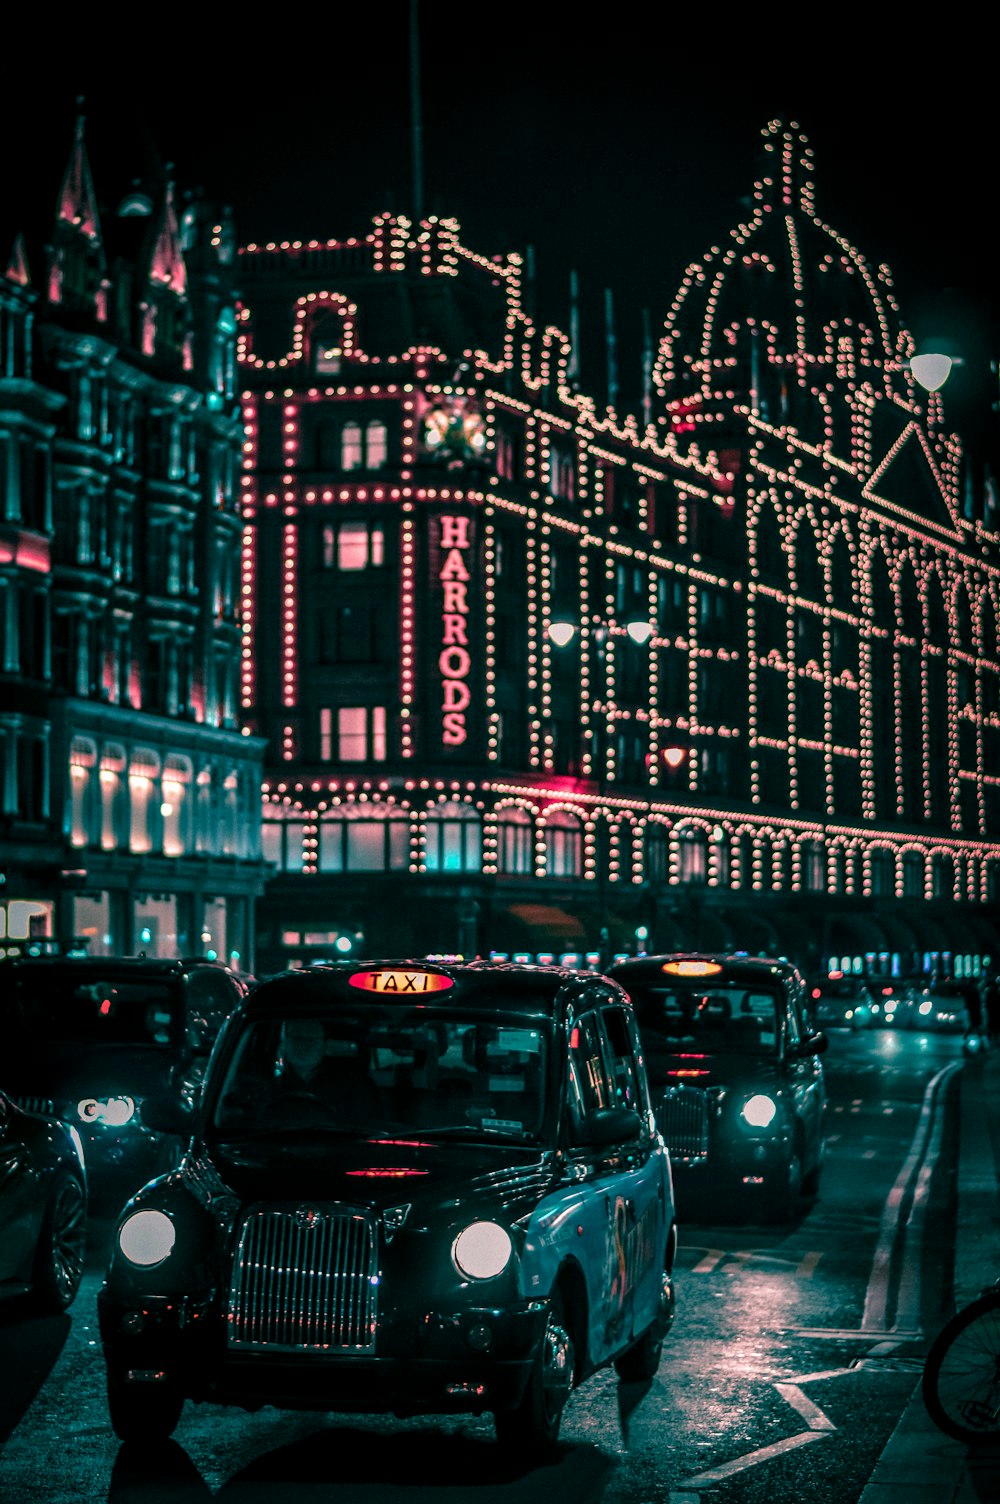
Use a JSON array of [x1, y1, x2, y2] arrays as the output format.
[[652, 119, 937, 475]]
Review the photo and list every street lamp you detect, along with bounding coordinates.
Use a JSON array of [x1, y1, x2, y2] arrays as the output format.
[[910, 352, 962, 393]]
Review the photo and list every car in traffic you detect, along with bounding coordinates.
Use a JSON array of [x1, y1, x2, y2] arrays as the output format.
[[808, 973, 875, 1030], [912, 979, 979, 1035], [0, 1086, 88, 1312], [98, 959, 678, 1456], [607, 952, 827, 1222], [0, 955, 252, 1203], [868, 978, 922, 1030]]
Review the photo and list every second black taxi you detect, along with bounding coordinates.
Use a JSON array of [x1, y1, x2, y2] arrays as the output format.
[[607, 952, 827, 1222], [98, 959, 678, 1457]]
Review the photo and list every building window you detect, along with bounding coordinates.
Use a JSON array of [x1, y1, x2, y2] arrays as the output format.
[[128, 750, 160, 854], [677, 826, 707, 884], [318, 805, 409, 872], [338, 705, 386, 761], [498, 807, 533, 875], [871, 848, 896, 897], [544, 811, 582, 878], [262, 818, 306, 872], [803, 839, 826, 892], [425, 801, 482, 873], [341, 422, 362, 471], [365, 420, 387, 468], [645, 822, 670, 885], [162, 755, 192, 857], [322, 521, 384, 570], [100, 745, 125, 851], [903, 852, 924, 898], [69, 737, 97, 847]]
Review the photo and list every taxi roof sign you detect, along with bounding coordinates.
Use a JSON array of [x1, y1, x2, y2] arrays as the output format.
[[661, 959, 723, 978], [348, 968, 454, 994]]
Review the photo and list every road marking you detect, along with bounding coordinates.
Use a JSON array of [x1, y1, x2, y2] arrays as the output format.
[[796, 1251, 822, 1277], [774, 1383, 837, 1430], [691, 1250, 725, 1273], [791, 1327, 923, 1340], [862, 1061, 959, 1334], [681, 1431, 827, 1485], [688, 1248, 824, 1276]]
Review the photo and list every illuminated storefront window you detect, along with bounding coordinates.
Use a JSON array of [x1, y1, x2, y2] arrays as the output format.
[[424, 801, 482, 873]]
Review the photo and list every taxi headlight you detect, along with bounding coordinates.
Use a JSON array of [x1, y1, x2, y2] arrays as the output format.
[[119, 1209, 176, 1267], [741, 1093, 778, 1128], [452, 1221, 513, 1280], [77, 1095, 136, 1127]]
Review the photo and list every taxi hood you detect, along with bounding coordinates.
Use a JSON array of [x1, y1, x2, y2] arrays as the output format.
[[188, 1134, 554, 1220]]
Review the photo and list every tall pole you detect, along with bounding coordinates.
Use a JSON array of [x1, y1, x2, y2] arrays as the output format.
[[409, 0, 424, 221]]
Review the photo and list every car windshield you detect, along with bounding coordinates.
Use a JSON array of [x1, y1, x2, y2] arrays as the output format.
[[633, 982, 782, 1056], [209, 1006, 550, 1143], [9, 972, 179, 1047]]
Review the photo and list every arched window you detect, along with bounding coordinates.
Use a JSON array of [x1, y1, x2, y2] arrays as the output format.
[[262, 810, 307, 872], [497, 807, 533, 876], [870, 847, 895, 896], [162, 754, 193, 857], [544, 810, 582, 878], [902, 851, 924, 898], [677, 825, 707, 884], [932, 852, 955, 900], [644, 822, 670, 885], [802, 838, 826, 892], [319, 803, 409, 873], [69, 736, 97, 847], [424, 801, 482, 873]]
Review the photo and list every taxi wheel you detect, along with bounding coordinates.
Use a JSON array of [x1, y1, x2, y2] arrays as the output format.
[[494, 1288, 574, 1459], [107, 1370, 184, 1443], [32, 1173, 87, 1313]]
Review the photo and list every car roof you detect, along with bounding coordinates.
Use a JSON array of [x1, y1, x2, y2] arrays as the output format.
[[238, 958, 628, 1022], [606, 952, 802, 986], [0, 955, 237, 979]]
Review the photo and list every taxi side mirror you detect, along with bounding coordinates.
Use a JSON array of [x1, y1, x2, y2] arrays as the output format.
[[791, 1031, 828, 1058], [577, 1105, 642, 1147]]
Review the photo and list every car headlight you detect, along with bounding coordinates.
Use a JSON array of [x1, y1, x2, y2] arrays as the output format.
[[77, 1095, 136, 1127], [119, 1209, 176, 1267], [452, 1221, 513, 1280], [741, 1094, 778, 1128]]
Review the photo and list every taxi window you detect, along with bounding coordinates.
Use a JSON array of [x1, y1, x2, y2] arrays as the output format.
[[186, 971, 240, 1050], [599, 1006, 646, 1115], [10, 975, 179, 1047], [568, 1012, 613, 1132], [634, 983, 781, 1056]]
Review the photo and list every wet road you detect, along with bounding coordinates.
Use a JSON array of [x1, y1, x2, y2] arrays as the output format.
[[0, 1026, 966, 1504]]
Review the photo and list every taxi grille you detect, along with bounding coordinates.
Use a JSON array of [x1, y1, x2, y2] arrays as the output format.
[[227, 1207, 378, 1353], [12, 1095, 58, 1118], [655, 1085, 710, 1162]]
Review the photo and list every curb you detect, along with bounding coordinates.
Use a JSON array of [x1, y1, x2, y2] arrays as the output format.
[[858, 1047, 1000, 1503]]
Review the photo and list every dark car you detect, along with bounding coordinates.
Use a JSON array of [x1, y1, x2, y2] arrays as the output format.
[[0, 956, 251, 1202], [98, 959, 677, 1456], [607, 953, 827, 1222], [808, 973, 875, 1030], [0, 1086, 88, 1312], [869, 977, 921, 1030]]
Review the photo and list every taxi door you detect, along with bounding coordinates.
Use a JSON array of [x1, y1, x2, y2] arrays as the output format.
[[566, 1007, 666, 1368]]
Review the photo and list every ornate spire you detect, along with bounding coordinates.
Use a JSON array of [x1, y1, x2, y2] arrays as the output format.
[[147, 172, 188, 296], [56, 101, 102, 242], [6, 233, 30, 286]]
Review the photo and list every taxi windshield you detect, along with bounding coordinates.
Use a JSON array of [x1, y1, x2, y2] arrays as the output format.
[[9, 973, 179, 1047], [634, 982, 782, 1056], [210, 1006, 550, 1143]]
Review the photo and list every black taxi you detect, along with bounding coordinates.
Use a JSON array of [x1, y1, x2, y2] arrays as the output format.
[[607, 953, 827, 1222], [1, 956, 251, 1203], [98, 960, 677, 1457]]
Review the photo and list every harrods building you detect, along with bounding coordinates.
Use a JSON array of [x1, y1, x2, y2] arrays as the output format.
[[240, 121, 1000, 981]]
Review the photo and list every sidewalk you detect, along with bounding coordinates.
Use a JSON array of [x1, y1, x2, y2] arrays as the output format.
[[858, 1044, 1000, 1503]]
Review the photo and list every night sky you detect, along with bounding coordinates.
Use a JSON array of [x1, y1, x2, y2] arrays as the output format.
[[3, 12, 996, 464]]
